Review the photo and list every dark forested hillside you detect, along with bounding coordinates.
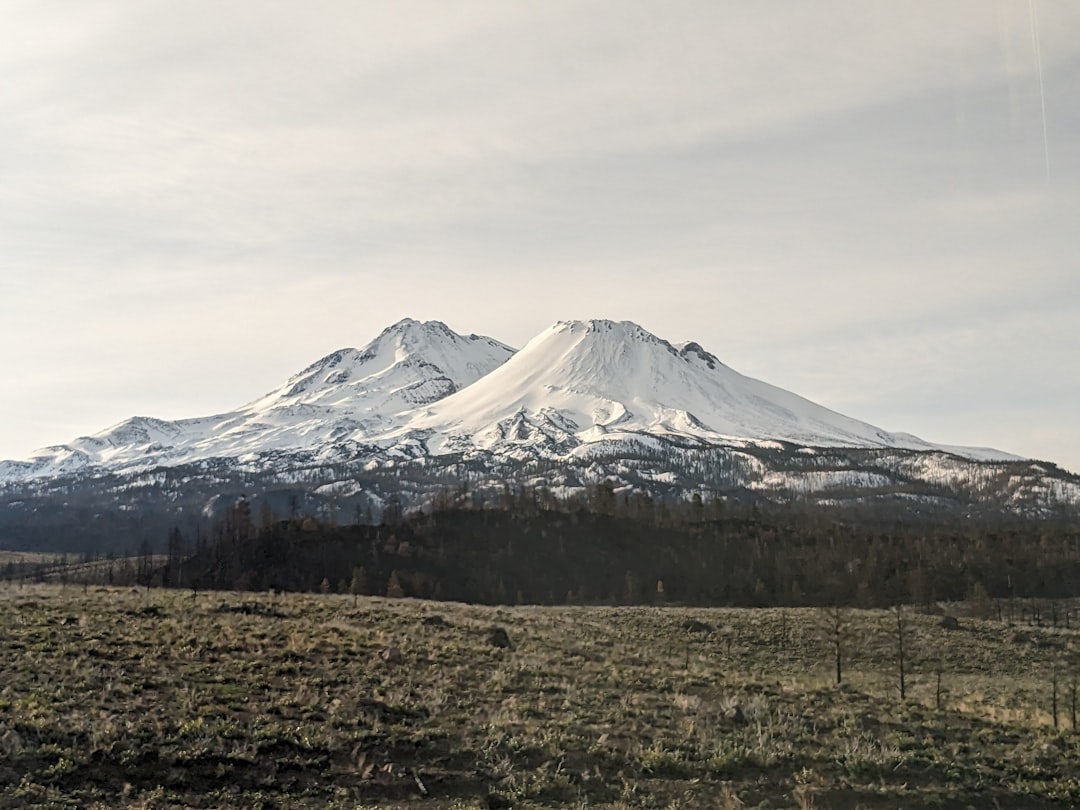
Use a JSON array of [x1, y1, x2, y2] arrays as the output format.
[[172, 492, 1080, 609]]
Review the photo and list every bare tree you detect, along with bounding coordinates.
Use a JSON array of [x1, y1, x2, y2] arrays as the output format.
[[821, 606, 850, 685], [934, 653, 945, 711], [894, 606, 908, 701], [1052, 662, 1059, 730], [1070, 672, 1077, 732], [349, 566, 367, 607]]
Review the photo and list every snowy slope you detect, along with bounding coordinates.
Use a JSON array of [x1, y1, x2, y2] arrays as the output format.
[[400, 319, 1018, 461], [5, 319, 515, 479]]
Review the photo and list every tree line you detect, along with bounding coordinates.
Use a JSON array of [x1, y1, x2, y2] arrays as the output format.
[[143, 485, 1080, 608]]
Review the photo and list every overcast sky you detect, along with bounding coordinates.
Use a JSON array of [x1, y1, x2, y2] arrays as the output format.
[[2, 1, 1078, 472]]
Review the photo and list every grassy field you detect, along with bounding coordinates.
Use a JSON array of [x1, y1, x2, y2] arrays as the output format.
[[1, 584, 1079, 808]]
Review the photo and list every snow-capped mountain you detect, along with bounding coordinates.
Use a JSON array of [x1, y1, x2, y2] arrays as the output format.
[[2, 317, 1019, 483], [402, 319, 1013, 460]]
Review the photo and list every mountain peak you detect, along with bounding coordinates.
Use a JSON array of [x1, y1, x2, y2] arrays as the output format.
[[542, 319, 681, 363], [381, 317, 452, 336], [409, 317, 981, 458], [548, 320, 728, 372], [553, 318, 654, 337]]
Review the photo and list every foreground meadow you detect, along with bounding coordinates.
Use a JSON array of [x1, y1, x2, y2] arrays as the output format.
[[1, 584, 1079, 808]]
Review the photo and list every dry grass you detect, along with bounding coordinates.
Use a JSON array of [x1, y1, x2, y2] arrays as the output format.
[[1, 584, 1079, 808], [0, 551, 56, 564]]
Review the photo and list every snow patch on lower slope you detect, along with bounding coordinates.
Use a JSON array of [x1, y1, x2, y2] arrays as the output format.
[[750, 470, 895, 493], [934, 443, 1025, 462]]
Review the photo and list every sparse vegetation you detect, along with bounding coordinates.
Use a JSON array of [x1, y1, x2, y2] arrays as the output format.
[[3, 584, 1080, 808]]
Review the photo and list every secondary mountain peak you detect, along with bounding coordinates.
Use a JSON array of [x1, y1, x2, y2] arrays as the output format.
[[253, 318, 515, 410], [677, 341, 724, 371]]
